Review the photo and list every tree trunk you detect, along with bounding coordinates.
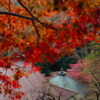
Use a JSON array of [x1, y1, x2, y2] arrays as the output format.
[[96, 92, 99, 100], [58, 95, 60, 100]]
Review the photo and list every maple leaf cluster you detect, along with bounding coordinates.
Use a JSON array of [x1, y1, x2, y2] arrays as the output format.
[[0, 0, 100, 99]]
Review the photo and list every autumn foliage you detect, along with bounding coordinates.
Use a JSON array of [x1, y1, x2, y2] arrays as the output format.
[[68, 57, 100, 99], [0, 0, 100, 99]]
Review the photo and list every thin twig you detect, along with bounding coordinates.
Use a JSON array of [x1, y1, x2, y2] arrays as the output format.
[[1, 69, 7, 84], [93, 4, 100, 10], [86, 0, 91, 14], [91, 73, 100, 91], [94, 83, 100, 92], [86, 0, 94, 17], [17, 0, 58, 45], [0, 2, 9, 10], [1, 22, 10, 30], [32, 22, 40, 46], [17, 0, 40, 46], [12, 64, 25, 69], [9, 0, 11, 29], [17, 0, 34, 18], [17, 0, 57, 30], [0, 0, 60, 42]]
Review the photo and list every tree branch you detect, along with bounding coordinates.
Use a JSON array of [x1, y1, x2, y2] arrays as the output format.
[[32, 22, 40, 46], [0, 12, 58, 32], [17, 0, 35, 18], [94, 83, 100, 93], [0, 12, 36, 20], [17, 0, 57, 46], [17, 0, 41, 45], [0, 0, 58, 43], [9, 0, 11, 29], [91, 73, 100, 92], [0, 2, 9, 10], [93, 4, 100, 10], [86, 0, 93, 16], [17, 0, 57, 30]]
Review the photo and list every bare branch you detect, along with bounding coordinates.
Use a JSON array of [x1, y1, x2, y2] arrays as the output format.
[[0, 0, 58, 44], [0, 2, 9, 10], [91, 73, 100, 92], [9, 0, 11, 29], [86, 0, 93, 16], [0, 11, 36, 20], [17, 0, 57, 30], [17, 0, 40, 46], [94, 83, 100, 93], [93, 4, 100, 10], [17, 0, 35, 18], [0, 12, 58, 32], [32, 22, 40, 46], [12, 64, 25, 69]]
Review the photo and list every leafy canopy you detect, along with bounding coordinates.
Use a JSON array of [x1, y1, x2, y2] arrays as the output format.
[[0, 0, 100, 99]]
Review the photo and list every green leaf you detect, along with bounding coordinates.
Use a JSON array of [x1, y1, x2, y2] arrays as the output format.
[[48, 88, 50, 92]]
